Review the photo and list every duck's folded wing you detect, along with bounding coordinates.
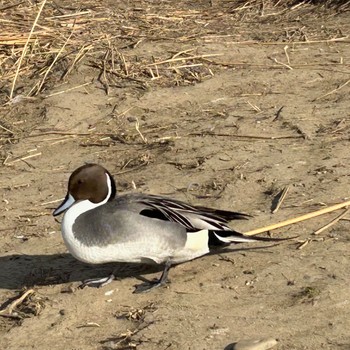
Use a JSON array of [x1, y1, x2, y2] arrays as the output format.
[[132, 194, 251, 231]]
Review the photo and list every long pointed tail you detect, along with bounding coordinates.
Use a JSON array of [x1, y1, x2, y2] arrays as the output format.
[[208, 230, 288, 246]]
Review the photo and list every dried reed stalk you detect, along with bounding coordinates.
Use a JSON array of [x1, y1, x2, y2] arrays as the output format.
[[313, 208, 350, 235], [9, 0, 47, 100], [244, 200, 350, 236]]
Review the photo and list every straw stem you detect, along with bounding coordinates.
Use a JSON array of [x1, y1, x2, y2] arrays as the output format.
[[244, 200, 350, 236]]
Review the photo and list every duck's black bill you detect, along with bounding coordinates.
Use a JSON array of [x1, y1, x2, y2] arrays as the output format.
[[53, 193, 75, 216]]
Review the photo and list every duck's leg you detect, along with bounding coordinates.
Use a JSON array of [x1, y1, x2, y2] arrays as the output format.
[[134, 261, 172, 294], [79, 274, 116, 289]]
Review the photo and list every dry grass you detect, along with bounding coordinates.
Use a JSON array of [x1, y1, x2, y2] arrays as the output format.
[[0, 0, 348, 105], [0, 1, 110, 101]]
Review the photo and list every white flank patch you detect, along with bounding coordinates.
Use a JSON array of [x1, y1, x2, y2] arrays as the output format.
[[166, 230, 209, 264], [182, 230, 209, 254]]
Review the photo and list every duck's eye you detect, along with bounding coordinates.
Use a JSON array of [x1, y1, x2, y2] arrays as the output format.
[[77, 179, 84, 185]]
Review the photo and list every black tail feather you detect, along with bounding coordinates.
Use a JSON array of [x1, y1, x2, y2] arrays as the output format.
[[209, 230, 291, 246], [194, 206, 252, 221]]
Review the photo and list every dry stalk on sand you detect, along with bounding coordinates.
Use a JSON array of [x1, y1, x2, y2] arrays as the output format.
[[244, 200, 350, 236]]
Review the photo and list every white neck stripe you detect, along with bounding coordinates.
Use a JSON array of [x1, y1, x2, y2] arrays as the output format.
[[103, 172, 112, 204]]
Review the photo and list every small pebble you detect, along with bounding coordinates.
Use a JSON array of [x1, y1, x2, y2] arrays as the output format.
[[127, 116, 137, 122], [232, 338, 278, 350], [219, 154, 232, 161]]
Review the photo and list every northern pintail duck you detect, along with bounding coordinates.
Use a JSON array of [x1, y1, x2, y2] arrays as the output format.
[[53, 164, 277, 292]]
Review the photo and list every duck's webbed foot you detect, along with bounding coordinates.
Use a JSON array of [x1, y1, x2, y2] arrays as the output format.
[[133, 261, 172, 294], [79, 274, 115, 289]]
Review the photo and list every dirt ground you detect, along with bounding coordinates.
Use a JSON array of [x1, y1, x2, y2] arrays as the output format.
[[1, 1, 350, 349]]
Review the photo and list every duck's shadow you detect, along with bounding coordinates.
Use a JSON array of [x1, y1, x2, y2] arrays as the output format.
[[0, 246, 273, 290], [0, 253, 164, 290]]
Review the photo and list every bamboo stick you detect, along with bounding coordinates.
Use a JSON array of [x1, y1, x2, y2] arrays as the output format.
[[244, 200, 350, 236]]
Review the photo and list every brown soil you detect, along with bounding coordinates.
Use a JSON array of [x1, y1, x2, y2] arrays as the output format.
[[1, 1, 350, 349]]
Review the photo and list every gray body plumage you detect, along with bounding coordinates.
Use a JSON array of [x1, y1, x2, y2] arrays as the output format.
[[73, 194, 187, 249]]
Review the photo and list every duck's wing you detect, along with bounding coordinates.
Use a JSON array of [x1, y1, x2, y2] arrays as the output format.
[[127, 193, 251, 231]]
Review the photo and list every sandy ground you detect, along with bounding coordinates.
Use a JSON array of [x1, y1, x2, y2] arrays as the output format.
[[1, 1, 350, 349]]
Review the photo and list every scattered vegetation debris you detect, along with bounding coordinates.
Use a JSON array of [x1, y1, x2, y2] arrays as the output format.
[[0, 289, 47, 319], [293, 285, 322, 304], [100, 321, 155, 350], [115, 303, 157, 322]]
